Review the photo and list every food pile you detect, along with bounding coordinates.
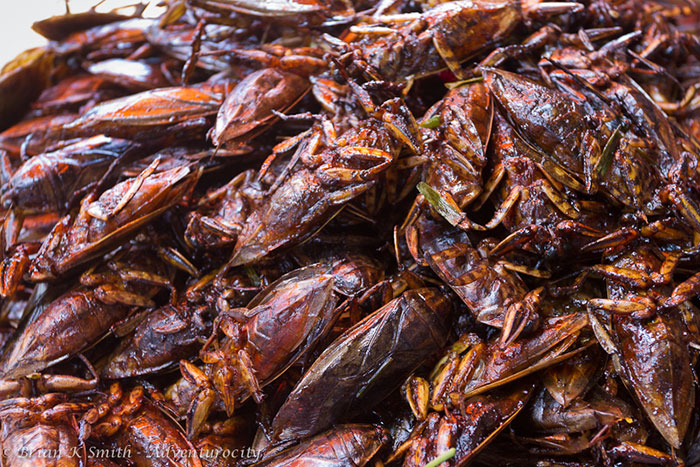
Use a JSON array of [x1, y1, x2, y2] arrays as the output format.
[[0, 0, 700, 465]]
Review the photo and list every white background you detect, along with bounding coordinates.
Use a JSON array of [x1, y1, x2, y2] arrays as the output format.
[[0, 0, 164, 67]]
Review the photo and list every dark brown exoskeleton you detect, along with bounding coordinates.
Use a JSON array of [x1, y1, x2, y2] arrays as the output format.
[[1, 135, 141, 217], [0, 113, 78, 158], [185, 169, 264, 251], [0, 244, 172, 379], [185, 0, 356, 27], [29, 162, 198, 281], [228, 97, 421, 266], [181, 255, 384, 438], [540, 345, 603, 408], [126, 260, 303, 394], [476, 69, 636, 251], [468, 111, 614, 259], [80, 383, 203, 467], [193, 416, 257, 467], [59, 84, 223, 146], [424, 311, 588, 411], [252, 424, 389, 466], [393, 384, 533, 467], [418, 80, 493, 212], [31, 7, 132, 42], [28, 74, 124, 118], [0, 47, 53, 132], [586, 83, 700, 254], [144, 21, 240, 74], [338, 0, 583, 82], [413, 84, 616, 262], [484, 67, 632, 199], [210, 68, 311, 150], [602, 77, 700, 232], [270, 288, 452, 441], [406, 209, 541, 345], [0, 135, 146, 298], [484, 67, 700, 245], [533, 35, 700, 247], [100, 301, 211, 380], [523, 385, 637, 456], [48, 17, 154, 59], [99, 243, 288, 380], [586, 246, 699, 448], [0, 393, 90, 467]]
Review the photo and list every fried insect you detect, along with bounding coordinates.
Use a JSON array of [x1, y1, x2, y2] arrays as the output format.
[[101, 301, 211, 380], [1, 247, 170, 379], [29, 163, 197, 281], [185, 169, 263, 250], [0, 48, 53, 131], [270, 288, 451, 441], [407, 210, 541, 344], [182, 256, 383, 438], [187, 0, 355, 26], [0, 393, 89, 467], [2, 135, 141, 216], [210, 68, 310, 149], [80, 383, 202, 467], [0, 0, 699, 464], [252, 424, 389, 466], [62, 85, 222, 143], [228, 100, 420, 266], [395, 384, 533, 467], [341, 0, 583, 81], [587, 247, 697, 448], [484, 67, 700, 237], [419, 81, 493, 210], [428, 311, 588, 409]]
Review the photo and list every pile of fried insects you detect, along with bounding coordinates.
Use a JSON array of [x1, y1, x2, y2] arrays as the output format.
[[0, 0, 699, 465]]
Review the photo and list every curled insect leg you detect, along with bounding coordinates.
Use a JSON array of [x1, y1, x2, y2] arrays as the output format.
[[180, 360, 215, 440], [662, 272, 700, 309], [489, 224, 548, 256], [666, 184, 700, 232], [500, 286, 543, 347], [482, 185, 521, 230]]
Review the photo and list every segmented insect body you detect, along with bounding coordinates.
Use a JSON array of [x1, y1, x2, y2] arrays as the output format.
[[252, 424, 389, 466], [229, 104, 419, 266], [2, 135, 141, 215], [420, 81, 493, 209], [271, 288, 452, 441], [0, 393, 89, 467], [183, 256, 384, 438], [211, 68, 310, 148], [587, 247, 697, 448], [1, 247, 170, 379], [407, 211, 536, 334], [397, 384, 532, 467], [80, 384, 202, 467], [29, 164, 197, 281], [343, 0, 582, 81]]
